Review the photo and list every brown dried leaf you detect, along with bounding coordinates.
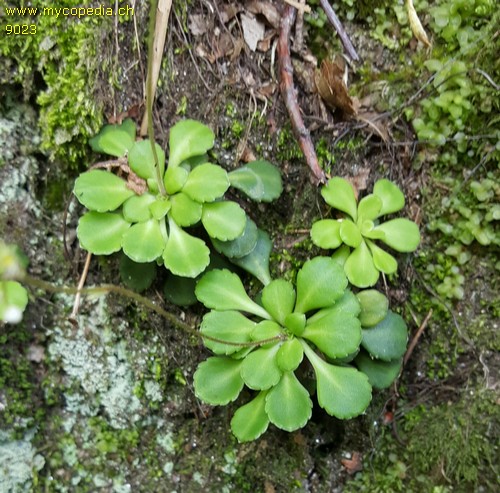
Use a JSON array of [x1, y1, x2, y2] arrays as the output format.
[[315, 59, 357, 116], [246, 1, 281, 29], [220, 3, 242, 24], [188, 13, 209, 36]]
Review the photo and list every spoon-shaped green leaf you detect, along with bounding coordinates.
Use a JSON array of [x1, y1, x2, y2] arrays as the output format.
[[231, 392, 270, 442], [265, 371, 312, 431], [193, 357, 244, 405], [195, 269, 271, 319]]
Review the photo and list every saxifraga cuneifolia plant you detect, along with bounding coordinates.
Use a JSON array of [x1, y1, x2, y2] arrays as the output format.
[[311, 177, 421, 288], [193, 257, 409, 442], [73, 118, 282, 280]]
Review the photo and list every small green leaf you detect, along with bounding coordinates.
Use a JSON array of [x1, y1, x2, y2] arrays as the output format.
[[89, 119, 136, 157], [122, 219, 165, 263], [128, 139, 165, 180], [367, 240, 398, 274], [182, 163, 229, 202], [122, 193, 156, 223], [356, 289, 388, 328], [373, 179, 405, 215], [344, 241, 379, 288], [211, 218, 258, 259], [231, 392, 270, 442], [357, 194, 383, 222], [302, 310, 362, 359], [284, 312, 306, 337], [373, 219, 421, 252], [202, 201, 246, 241], [251, 320, 283, 342], [77, 212, 130, 255], [200, 310, 256, 355], [74, 170, 135, 212], [229, 229, 272, 285], [340, 219, 362, 248], [195, 269, 271, 318], [310, 219, 342, 249], [228, 160, 283, 202], [241, 345, 282, 390], [164, 166, 189, 195], [149, 197, 172, 220], [307, 290, 361, 325], [0, 281, 28, 324], [193, 357, 244, 405], [354, 351, 402, 389], [170, 192, 202, 227], [303, 342, 372, 419], [168, 120, 215, 169], [265, 371, 312, 431], [321, 177, 358, 220], [361, 311, 408, 361], [295, 257, 347, 314], [261, 279, 296, 326], [276, 339, 304, 372], [163, 217, 210, 277], [331, 244, 351, 266], [119, 255, 156, 292]]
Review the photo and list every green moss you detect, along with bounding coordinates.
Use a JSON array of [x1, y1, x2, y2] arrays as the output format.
[[0, 0, 119, 167]]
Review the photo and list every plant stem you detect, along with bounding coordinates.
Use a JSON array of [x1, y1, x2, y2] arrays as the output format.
[[21, 274, 282, 348]]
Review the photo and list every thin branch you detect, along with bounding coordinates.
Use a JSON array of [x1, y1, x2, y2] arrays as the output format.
[[69, 251, 92, 320], [21, 275, 283, 348], [278, 5, 326, 185], [318, 0, 359, 62], [403, 308, 432, 366]]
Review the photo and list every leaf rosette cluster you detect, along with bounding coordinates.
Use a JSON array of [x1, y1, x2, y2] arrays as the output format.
[[193, 257, 408, 441], [311, 177, 421, 287], [73, 119, 282, 278]]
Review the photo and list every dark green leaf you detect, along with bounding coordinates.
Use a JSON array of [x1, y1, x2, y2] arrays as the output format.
[[361, 311, 408, 361], [230, 229, 272, 286], [228, 160, 283, 202], [119, 255, 156, 292], [211, 218, 258, 259], [354, 351, 402, 389]]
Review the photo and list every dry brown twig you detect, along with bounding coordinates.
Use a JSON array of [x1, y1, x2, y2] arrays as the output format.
[[278, 5, 326, 185]]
